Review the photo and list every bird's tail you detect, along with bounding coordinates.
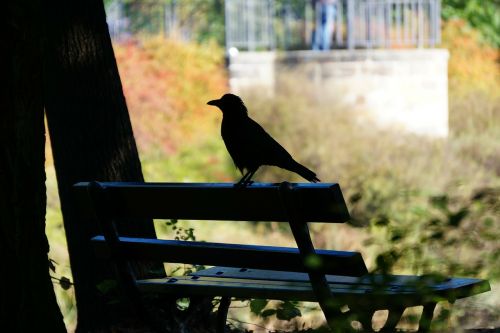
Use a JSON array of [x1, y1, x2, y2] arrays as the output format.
[[289, 161, 321, 183]]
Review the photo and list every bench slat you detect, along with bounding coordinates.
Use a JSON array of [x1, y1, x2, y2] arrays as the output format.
[[137, 276, 416, 303], [136, 274, 490, 306], [91, 236, 368, 276], [73, 182, 350, 223], [194, 267, 491, 300]]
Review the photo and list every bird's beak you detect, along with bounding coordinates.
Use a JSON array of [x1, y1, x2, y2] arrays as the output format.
[[207, 99, 220, 107]]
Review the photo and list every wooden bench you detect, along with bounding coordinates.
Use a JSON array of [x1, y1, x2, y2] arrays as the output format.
[[73, 181, 490, 332]]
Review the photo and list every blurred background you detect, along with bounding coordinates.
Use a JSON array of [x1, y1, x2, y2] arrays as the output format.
[[46, 0, 499, 331]]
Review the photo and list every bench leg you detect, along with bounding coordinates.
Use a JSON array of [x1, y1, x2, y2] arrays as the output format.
[[347, 306, 375, 332], [380, 307, 404, 332], [216, 296, 231, 333], [357, 309, 375, 332], [418, 302, 437, 332]]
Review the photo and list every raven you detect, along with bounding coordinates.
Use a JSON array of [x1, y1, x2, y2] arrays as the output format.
[[207, 93, 320, 186]]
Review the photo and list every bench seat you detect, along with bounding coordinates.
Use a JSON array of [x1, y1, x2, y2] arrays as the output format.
[[136, 267, 489, 307]]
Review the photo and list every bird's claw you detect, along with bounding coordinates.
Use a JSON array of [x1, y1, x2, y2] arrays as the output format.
[[234, 180, 254, 188]]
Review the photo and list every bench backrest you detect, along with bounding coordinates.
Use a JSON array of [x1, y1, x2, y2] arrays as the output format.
[[74, 182, 351, 222], [73, 181, 367, 277]]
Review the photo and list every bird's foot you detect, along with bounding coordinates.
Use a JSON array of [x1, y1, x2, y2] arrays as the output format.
[[234, 180, 254, 188]]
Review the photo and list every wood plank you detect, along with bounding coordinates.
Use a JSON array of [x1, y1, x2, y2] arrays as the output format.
[[136, 272, 490, 306], [135, 276, 425, 307], [136, 275, 416, 304], [73, 182, 350, 223], [91, 236, 368, 276], [193, 267, 491, 300]]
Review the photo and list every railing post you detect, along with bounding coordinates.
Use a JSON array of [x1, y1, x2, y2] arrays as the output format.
[[335, 0, 343, 47], [385, 0, 391, 48], [347, 0, 355, 49], [224, 0, 231, 53], [248, 0, 256, 51], [269, 0, 276, 50], [436, 0, 441, 44], [417, 0, 424, 48]]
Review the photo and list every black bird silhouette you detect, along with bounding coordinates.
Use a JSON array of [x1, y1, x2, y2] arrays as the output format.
[[207, 93, 320, 186]]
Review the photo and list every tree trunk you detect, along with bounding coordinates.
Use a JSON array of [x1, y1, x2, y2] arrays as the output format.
[[42, 0, 166, 331], [0, 2, 66, 332]]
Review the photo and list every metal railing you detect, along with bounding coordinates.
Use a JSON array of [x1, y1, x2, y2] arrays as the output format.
[[105, 0, 441, 50], [345, 0, 441, 48], [225, 0, 276, 51], [106, 0, 203, 42], [225, 0, 441, 51]]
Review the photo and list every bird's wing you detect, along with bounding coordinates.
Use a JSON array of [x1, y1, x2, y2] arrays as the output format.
[[244, 118, 295, 166], [245, 119, 320, 182]]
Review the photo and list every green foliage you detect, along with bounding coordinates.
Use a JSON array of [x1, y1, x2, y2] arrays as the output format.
[[141, 136, 235, 183], [367, 187, 500, 279], [442, 0, 500, 47], [165, 219, 196, 241], [241, 73, 499, 327], [158, 219, 208, 276], [250, 299, 302, 321]]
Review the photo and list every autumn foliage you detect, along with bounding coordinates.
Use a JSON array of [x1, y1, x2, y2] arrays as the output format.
[[441, 19, 499, 90], [114, 37, 228, 154]]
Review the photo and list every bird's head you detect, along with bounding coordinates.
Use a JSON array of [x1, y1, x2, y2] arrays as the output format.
[[207, 93, 248, 116]]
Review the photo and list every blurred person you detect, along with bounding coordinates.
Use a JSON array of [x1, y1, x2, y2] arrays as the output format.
[[312, 0, 337, 51]]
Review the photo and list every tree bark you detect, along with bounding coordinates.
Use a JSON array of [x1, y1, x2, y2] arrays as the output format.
[[43, 0, 165, 331], [0, 2, 66, 332]]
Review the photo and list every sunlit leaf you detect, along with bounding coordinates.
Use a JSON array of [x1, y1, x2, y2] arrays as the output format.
[[250, 299, 268, 315], [260, 309, 277, 318], [276, 306, 301, 320]]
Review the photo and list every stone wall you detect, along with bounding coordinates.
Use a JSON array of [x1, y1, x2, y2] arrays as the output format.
[[228, 49, 449, 137]]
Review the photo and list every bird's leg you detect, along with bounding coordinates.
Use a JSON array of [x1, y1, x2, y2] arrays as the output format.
[[236, 171, 252, 187], [243, 169, 257, 186], [235, 169, 258, 187]]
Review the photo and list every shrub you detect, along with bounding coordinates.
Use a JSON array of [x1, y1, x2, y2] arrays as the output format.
[[114, 37, 228, 155]]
